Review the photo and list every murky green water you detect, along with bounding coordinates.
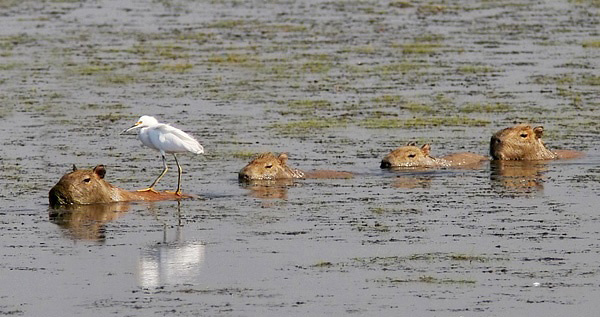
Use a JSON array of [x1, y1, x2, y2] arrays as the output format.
[[0, 0, 598, 316]]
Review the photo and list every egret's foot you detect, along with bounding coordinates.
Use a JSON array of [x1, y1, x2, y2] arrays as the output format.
[[137, 187, 159, 194], [165, 190, 183, 196]]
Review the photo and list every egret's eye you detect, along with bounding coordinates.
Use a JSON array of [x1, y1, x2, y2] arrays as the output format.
[[408, 153, 416, 158], [265, 164, 273, 169], [520, 133, 528, 138], [83, 178, 91, 183]]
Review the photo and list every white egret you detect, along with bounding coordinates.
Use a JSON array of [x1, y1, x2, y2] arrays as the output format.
[[122, 115, 203, 195]]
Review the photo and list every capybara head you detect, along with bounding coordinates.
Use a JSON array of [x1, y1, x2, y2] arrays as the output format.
[[380, 144, 438, 168], [49, 165, 116, 205], [239, 152, 305, 181], [490, 124, 557, 160]]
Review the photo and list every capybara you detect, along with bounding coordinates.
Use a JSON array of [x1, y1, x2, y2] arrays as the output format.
[[49, 165, 190, 206], [239, 152, 353, 181], [490, 124, 584, 160], [381, 143, 487, 168]]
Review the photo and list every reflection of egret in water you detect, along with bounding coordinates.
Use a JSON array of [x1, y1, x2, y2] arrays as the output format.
[[49, 203, 130, 242], [490, 160, 548, 193], [137, 201, 206, 288], [239, 178, 295, 199]]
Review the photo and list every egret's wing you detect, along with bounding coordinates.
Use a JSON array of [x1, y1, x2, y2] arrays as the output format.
[[147, 127, 167, 155], [154, 124, 204, 154]]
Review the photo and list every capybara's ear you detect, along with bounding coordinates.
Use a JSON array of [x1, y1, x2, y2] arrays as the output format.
[[406, 141, 416, 146], [72, 164, 78, 172], [93, 165, 106, 179], [421, 144, 431, 156], [533, 126, 544, 139], [278, 153, 289, 165]]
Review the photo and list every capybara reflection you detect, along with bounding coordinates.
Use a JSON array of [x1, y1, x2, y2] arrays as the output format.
[[381, 144, 487, 168], [490, 124, 583, 160], [490, 160, 547, 192], [240, 179, 294, 199], [49, 203, 130, 241], [239, 152, 353, 181], [49, 165, 190, 205]]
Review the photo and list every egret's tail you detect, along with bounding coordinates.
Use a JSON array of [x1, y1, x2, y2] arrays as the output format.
[[191, 143, 204, 155], [176, 132, 204, 154]]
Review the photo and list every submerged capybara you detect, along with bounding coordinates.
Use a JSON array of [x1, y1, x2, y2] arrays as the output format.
[[49, 165, 190, 206], [238, 152, 352, 181], [490, 124, 584, 160], [380, 143, 487, 168]]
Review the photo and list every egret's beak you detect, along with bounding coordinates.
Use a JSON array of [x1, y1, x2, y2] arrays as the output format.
[[121, 121, 142, 134]]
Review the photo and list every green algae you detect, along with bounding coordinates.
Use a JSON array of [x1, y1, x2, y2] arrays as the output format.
[[360, 117, 490, 129], [288, 100, 332, 110], [162, 62, 194, 73], [312, 261, 334, 268], [400, 42, 442, 55], [231, 151, 257, 160], [270, 118, 347, 135], [460, 102, 512, 113], [379, 276, 476, 285], [457, 65, 496, 74], [582, 39, 600, 48]]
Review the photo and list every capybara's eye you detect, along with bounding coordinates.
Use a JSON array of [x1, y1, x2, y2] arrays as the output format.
[[408, 153, 416, 158], [265, 164, 273, 169], [83, 178, 91, 183], [520, 133, 528, 138]]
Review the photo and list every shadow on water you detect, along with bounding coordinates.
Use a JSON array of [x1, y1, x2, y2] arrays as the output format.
[[490, 160, 548, 195], [137, 200, 206, 288]]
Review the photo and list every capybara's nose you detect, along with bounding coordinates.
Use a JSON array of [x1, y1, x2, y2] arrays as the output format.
[[489, 136, 502, 159], [491, 136, 501, 145], [49, 186, 67, 206], [380, 160, 391, 168]]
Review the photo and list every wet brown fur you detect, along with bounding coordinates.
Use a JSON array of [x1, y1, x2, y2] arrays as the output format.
[[239, 152, 352, 181], [239, 153, 305, 181], [381, 143, 487, 168], [490, 124, 583, 160]]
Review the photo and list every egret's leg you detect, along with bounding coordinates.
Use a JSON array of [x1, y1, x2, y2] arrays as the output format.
[[173, 154, 183, 196], [138, 154, 168, 193], [150, 154, 169, 188]]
